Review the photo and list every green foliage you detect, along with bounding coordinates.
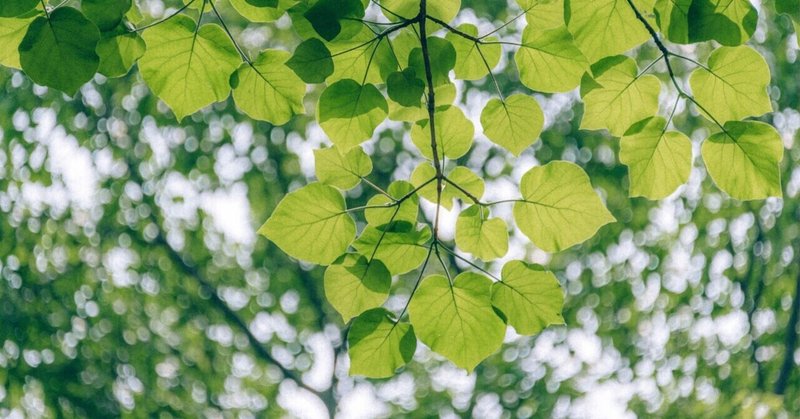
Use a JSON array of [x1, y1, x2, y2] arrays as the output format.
[[0, 0, 787, 379]]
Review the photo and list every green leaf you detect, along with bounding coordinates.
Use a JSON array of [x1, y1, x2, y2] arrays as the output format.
[[348, 308, 416, 378], [387, 68, 425, 107], [380, 0, 460, 23], [653, 0, 692, 43], [701, 121, 784, 200], [408, 37, 456, 87], [96, 32, 146, 78], [689, 46, 772, 124], [365, 181, 419, 226], [411, 164, 484, 210], [314, 145, 373, 190], [517, 0, 565, 29], [258, 183, 355, 265], [481, 94, 544, 156], [353, 222, 431, 275], [687, 0, 757, 46], [324, 254, 391, 321], [411, 105, 474, 159], [409, 273, 505, 372], [456, 206, 508, 261], [317, 79, 388, 150], [18, 7, 100, 95], [491, 261, 564, 335], [580, 55, 661, 136], [0, 0, 37, 17], [303, 0, 364, 41], [229, 0, 292, 22], [446, 24, 500, 81], [776, 0, 800, 22], [514, 25, 588, 93], [513, 161, 616, 252], [619, 117, 693, 199], [286, 38, 333, 83], [565, 0, 649, 63], [139, 16, 240, 120], [327, 26, 396, 84], [231, 49, 305, 126], [82, 0, 131, 31], [0, 14, 36, 69]]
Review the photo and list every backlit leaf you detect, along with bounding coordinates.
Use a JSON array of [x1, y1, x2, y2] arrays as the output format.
[[565, 0, 649, 63], [491, 261, 564, 335], [515, 25, 588, 93], [348, 308, 416, 378], [324, 254, 391, 321], [411, 105, 474, 159], [353, 222, 431, 275], [481, 94, 544, 156], [456, 206, 509, 261], [315, 145, 373, 190], [318, 79, 388, 150], [231, 49, 305, 126]]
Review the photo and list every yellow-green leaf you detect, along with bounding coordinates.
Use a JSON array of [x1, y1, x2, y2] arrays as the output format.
[[491, 261, 564, 335], [481, 94, 544, 156], [231, 49, 305, 126], [456, 206, 509, 261]]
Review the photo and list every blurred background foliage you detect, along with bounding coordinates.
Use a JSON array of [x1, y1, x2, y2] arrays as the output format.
[[1, 0, 799, 418]]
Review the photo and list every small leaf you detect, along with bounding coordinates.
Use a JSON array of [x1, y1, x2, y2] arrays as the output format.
[[411, 105, 474, 159], [353, 222, 431, 275], [456, 206, 509, 261], [619, 116, 692, 199], [0, 14, 36, 69], [411, 164, 484, 210], [365, 181, 420, 226], [514, 25, 588, 93], [491, 261, 564, 335], [481, 94, 544, 156], [701, 121, 784, 200], [565, 0, 649, 63], [687, 0, 757, 46], [231, 49, 305, 125], [314, 145, 372, 190], [96, 32, 146, 78], [580, 55, 661, 136], [387, 68, 425, 107], [139, 16, 240, 120], [286, 38, 333, 83], [446, 24, 500, 80], [317, 79, 388, 150], [514, 161, 616, 252], [327, 26, 396, 84], [689, 46, 772, 124], [409, 273, 505, 372], [18, 7, 100, 95], [229, 0, 289, 22], [258, 183, 355, 265], [82, 0, 131, 31], [324, 255, 391, 321], [303, 0, 364, 41], [348, 308, 416, 378], [408, 37, 456, 87], [0, 0, 37, 17]]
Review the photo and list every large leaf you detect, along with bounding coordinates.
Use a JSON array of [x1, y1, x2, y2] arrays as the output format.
[[517, 0, 565, 29], [689, 46, 772, 124], [446, 24, 500, 81], [18, 7, 100, 95], [82, 0, 131, 31], [0, 0, 37, 17], [455, 206, 509, 261], [411, 105, 474, 159], [580, 56, 661, 136], [229, 0, 291, 22], [408, 37, 456, 87], [318, 79, 388, 150], [514, 25, 588, 93], [0, 14, 36, 69], [324, 254, 391, 321], [386, 68, 425, 107], [314, 145, 373, 190], [653, 0, 692, 43], [353, 222, 431, 275], [348, 308, 416, 378], [231, 49, 305, 125], [304, 0, 364, 41], [409, 273, 505, 372], [564, 0, 649, 63], [139, 16, 240, 120], [701, 121, 784, 200], [513, 161, 616, 252], [380, 0, 460, 23], [491, 261, 564, 335], [619, 117, 693, 199], [258, 183, 355, 265], [481, 94, 544, 156]]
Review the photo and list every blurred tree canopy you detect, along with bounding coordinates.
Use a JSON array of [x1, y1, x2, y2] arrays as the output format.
[[1, 0, 800, 418]]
